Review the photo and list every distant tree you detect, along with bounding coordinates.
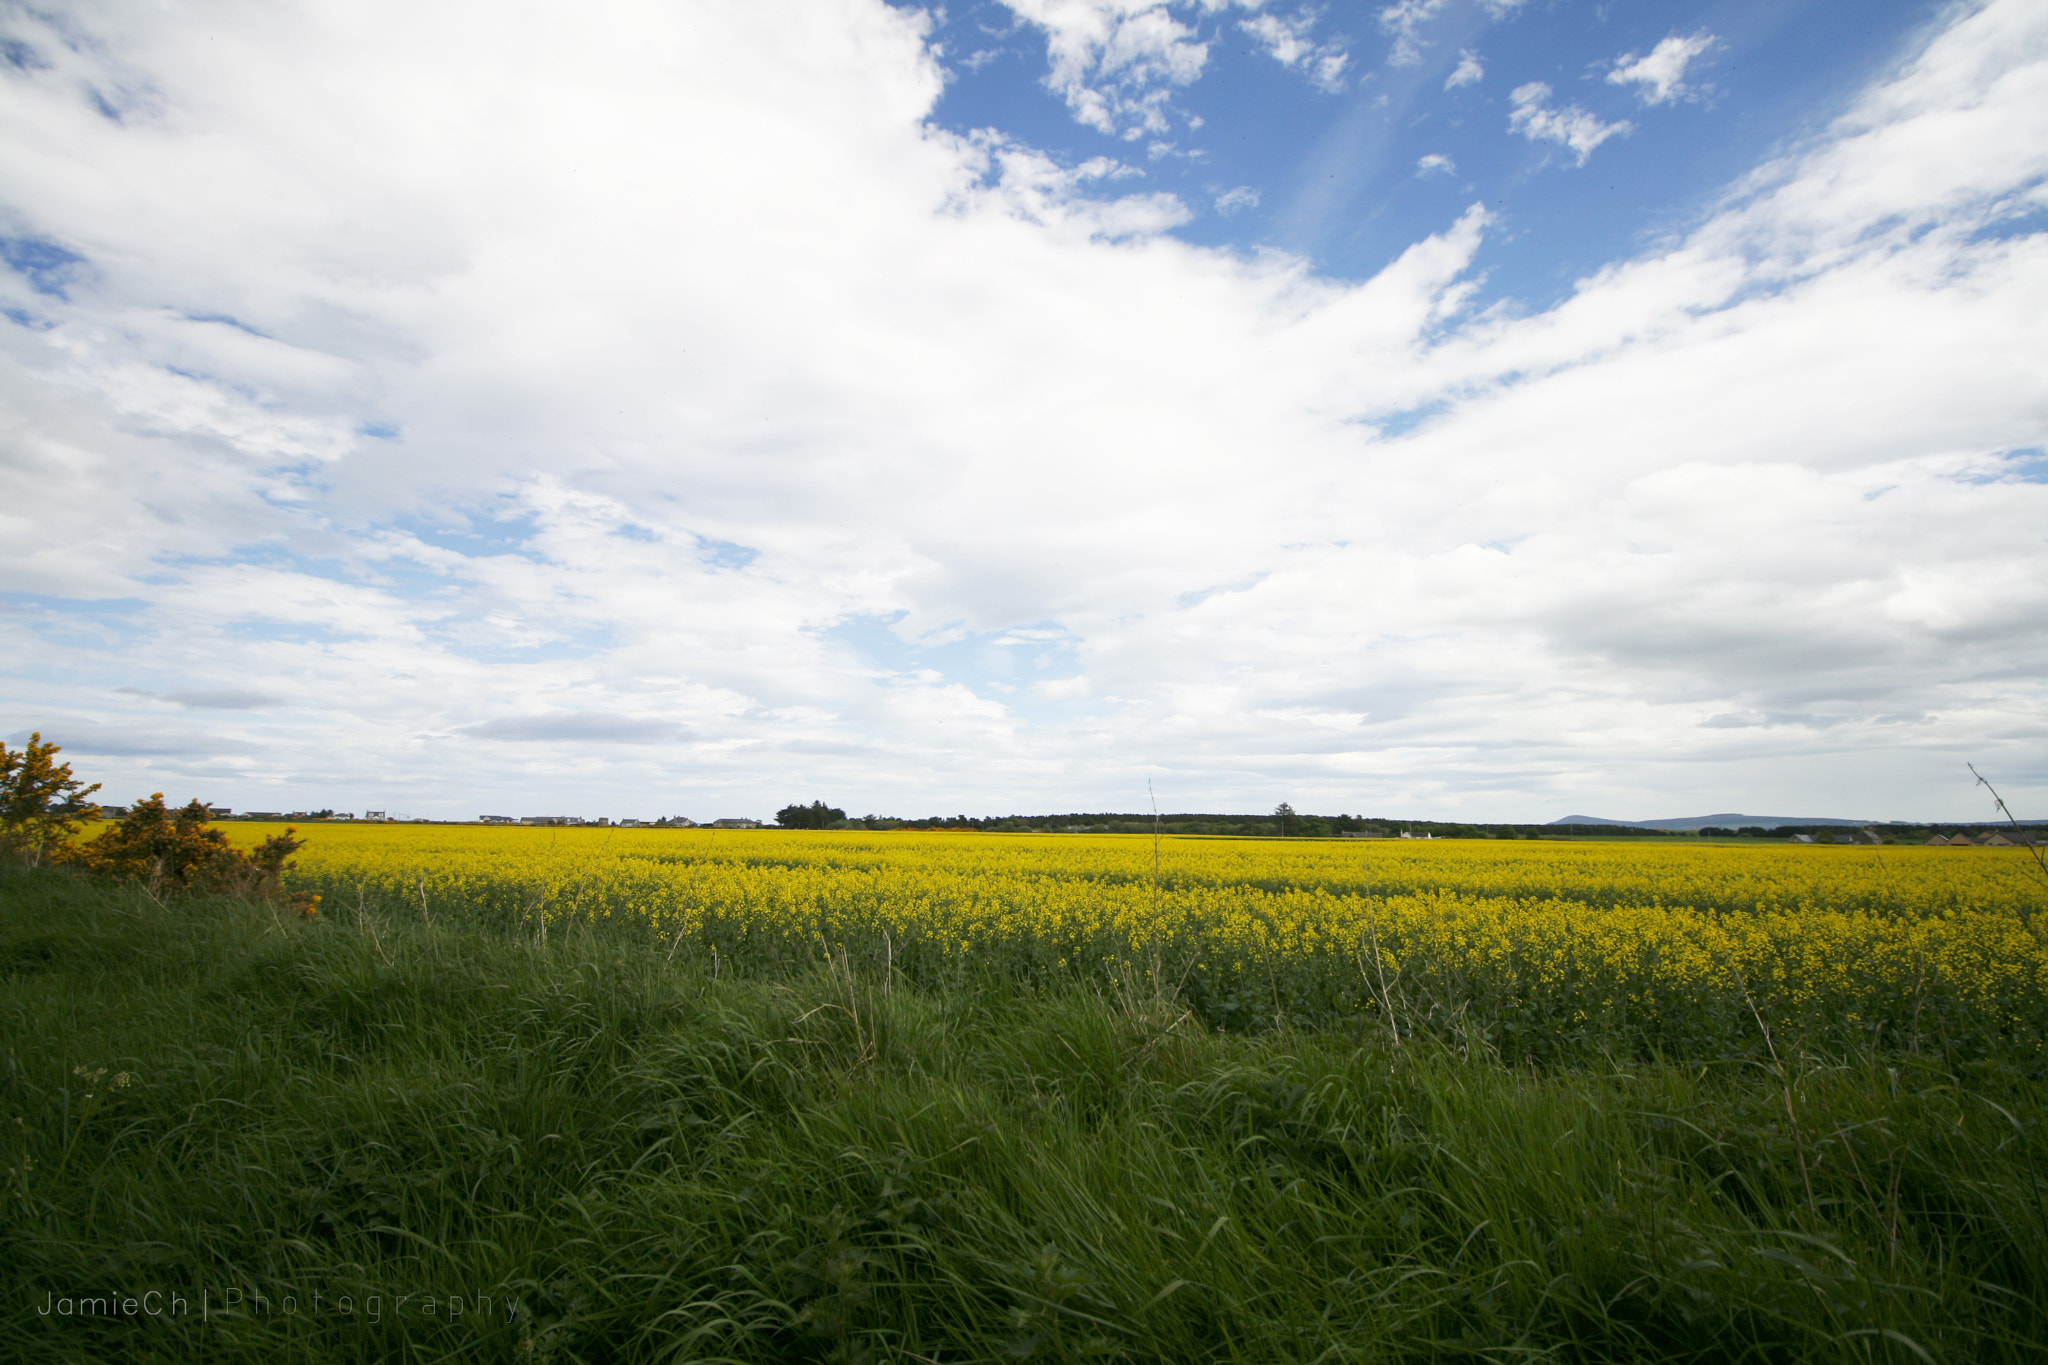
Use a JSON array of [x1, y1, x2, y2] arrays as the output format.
[[776, 800, 846, 830], [0, 732, 100, 867], [1274, 802, 1295, 837]]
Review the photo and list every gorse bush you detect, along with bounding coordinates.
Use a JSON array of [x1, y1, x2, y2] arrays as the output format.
[[70, 794, 310, 907], [0, 732, 99, 868], [0, 736, 311, 912]]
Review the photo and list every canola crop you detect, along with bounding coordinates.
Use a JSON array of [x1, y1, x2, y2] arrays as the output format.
[[233, 825, 2048, 1059]]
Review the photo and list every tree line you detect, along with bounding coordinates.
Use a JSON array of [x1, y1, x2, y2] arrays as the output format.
[[773, 802, 1678, 839]]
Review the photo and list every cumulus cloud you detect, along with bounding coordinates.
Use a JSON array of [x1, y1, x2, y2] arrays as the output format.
[[1003, 0, 1208, 134], [1214, 184, 1260, 213], [958, 137, 1190, 239], [1444, 49, 1482, 89], [1239, 9, 1350, 91], [1609, 31, 1716, 105], [997, 1, 1345, 129], [1507, 81, 1632, 164], [2, 0, 2046, 820], [1378, 0, 1447, 67], [1415, 152, 1456, 177]]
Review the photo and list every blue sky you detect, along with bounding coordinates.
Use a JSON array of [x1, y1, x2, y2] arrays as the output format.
[[0, 0, 2043, 822], [922, 1, 1944, 300]]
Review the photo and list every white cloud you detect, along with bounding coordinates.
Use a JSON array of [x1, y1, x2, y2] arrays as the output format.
[[990, 0, 1207, 134], [3, 0, 2047, 820], [1240, 9, 1350, 91], [1378, 0, 1446, 67], [456, 713, 692, 744], [1240, 10, 1313, 65], [963, 137, 1191, 237], [1444, 49, 1483, 89], [995, 1, 1345, 126], [1609, 31, 1716, 106], [1507, 81, 1632, 164], [1214, 184, 1260, 213], [1415, 152, 1456, 177]]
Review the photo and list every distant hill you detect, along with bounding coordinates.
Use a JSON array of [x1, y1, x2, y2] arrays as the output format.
[[1552, 813, 1877, 831]]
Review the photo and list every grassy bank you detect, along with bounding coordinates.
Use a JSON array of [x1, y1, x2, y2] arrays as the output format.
[[4, 865, 2045, 1363]]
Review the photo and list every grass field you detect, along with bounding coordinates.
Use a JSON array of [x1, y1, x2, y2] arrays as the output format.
[[263, 826, 2048, 1061], [4, 831, 2046, 1361]]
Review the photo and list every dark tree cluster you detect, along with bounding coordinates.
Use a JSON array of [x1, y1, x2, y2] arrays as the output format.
[[775, 800, 847, 829]]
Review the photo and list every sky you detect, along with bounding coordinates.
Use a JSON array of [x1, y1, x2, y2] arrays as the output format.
[[1, 0, 2044, 824]]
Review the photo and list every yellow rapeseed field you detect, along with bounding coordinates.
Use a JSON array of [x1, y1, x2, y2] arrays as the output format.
[[229, 825, 2048, 1055]]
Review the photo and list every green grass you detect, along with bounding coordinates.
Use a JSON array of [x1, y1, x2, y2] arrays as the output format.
[[3, 865, 2045, 1363]]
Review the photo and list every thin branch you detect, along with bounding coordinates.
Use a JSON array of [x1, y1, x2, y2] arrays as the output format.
[[1969, 763, 2045, 932]]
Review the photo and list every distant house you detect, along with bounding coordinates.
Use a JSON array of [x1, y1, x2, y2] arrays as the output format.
[[365, 810, 388, 821], [665, 817, 698, 828], [706, 818, 762, 829], [479, 815, 516, 824], [1925, 834, 1949, 846], [1981, 830, 2038, 847], [207, 806, 232, 818], [1788, 834, 1815, 843], [521, 816, 581, 826], [95, 805, 127, 819], [1946, 833, 1977, 846], [1844, 828, 1884, 845]]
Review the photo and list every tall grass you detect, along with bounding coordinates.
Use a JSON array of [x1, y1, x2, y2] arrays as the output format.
[[3, 863, 2045, 1362], [253, 826, 2048, 1065]]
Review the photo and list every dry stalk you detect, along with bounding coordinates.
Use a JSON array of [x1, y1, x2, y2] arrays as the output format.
[[1147, 778, 1165, 1004], [1969, 763, 2046, 935], [1732, 966, 1817, 1222], [1359, 887, 1405, 1047]]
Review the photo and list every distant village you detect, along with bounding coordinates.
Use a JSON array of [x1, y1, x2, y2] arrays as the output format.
[[88, 806, 762, 829]]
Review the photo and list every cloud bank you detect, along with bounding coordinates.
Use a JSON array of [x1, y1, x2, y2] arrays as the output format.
[[1, 0, 2044, 821]]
